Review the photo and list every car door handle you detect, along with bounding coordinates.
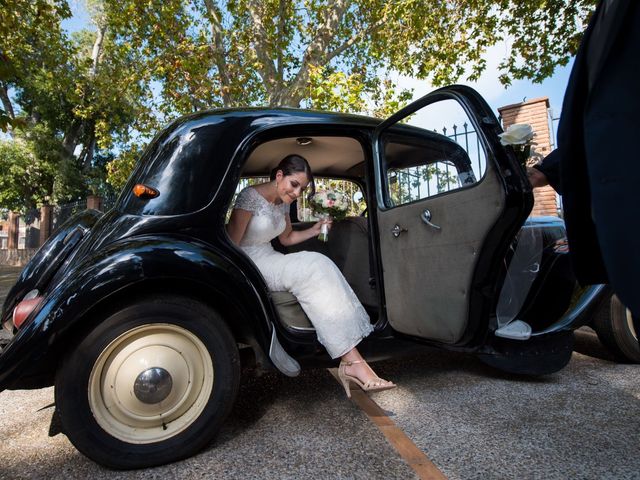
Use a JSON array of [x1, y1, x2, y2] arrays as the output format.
[[421, 209, 441, 230], [391, 224, 408, 237]]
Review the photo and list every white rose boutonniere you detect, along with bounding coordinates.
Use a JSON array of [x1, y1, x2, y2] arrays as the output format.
[[498, 123, 535, 168]]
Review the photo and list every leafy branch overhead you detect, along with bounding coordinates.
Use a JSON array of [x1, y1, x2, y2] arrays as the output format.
[[104, 0, 597, 113], [0, 0, 597, 201]]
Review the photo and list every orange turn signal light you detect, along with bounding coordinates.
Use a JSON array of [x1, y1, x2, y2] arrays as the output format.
[[133, 184, 160, 199]]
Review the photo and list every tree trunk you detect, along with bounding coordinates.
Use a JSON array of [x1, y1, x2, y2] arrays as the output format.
[[203, 0, 233, 107], [80, 124, 96, 171], [91, 24, 107, 76], [270, 0, 351, 107], [247, 0, 279, 104], [0, 81, 15, 118], [62, 119, 82, 157], [72, 23, 106, 163]]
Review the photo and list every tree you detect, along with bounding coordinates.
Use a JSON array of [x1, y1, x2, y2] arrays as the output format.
[[101, 0, 597, 185], [105, 143, 142, 191], [0, 1, 72, 132], [0, 0, 155, 207], [2, 0, 598, 200], [103, 0, 596, 113], [0, 136, 56, 213]]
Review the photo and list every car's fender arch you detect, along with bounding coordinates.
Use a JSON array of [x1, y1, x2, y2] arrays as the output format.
[[1, 209, 103, 327], [0, 236, 275, 390]]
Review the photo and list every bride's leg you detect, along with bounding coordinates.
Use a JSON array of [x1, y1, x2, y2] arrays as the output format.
[[340, 347, 391, 385]]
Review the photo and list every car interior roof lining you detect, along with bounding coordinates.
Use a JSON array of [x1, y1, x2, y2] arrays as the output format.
[[242, 136, 365, 177]]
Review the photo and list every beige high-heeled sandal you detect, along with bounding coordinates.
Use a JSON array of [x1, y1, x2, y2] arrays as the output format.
[[338, 360, 396, 398]]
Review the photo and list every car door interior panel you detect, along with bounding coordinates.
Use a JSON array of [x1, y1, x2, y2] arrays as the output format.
[[377, 169, 504, 342]]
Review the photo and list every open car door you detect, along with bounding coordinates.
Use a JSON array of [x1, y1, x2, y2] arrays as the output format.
[[372, 85, 532, 345]]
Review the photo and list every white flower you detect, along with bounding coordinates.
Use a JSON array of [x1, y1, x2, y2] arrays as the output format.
[[498, 123, 535, 146], [310, 189, 349, 216], [313, 190, 343, 209]]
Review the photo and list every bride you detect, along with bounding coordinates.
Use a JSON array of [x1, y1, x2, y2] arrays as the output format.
[[226, 154, 396, 398]]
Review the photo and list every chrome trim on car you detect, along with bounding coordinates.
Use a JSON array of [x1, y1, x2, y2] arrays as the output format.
[[23, 289, 40, 301]]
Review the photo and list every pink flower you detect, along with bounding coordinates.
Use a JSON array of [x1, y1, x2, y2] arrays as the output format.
[[327, 200, 335, 206]]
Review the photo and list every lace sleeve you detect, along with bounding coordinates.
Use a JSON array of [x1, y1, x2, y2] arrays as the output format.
[[234, 187, 259, 213]]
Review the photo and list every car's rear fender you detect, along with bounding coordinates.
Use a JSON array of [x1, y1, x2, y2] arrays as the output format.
[[1, 209, 103, 329], [479, 286, 608, 376], [531, 284, 610, 336], [0, 236, 274, 391]]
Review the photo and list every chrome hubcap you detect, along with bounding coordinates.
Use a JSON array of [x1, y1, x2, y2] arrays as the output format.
[[88, 323, 214, 444], [134, 367, 173, 404]]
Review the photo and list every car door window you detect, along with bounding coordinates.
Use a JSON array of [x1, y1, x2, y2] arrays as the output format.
[[381, 99, 488, 208]]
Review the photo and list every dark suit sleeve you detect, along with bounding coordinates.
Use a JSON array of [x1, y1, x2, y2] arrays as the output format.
[[534, 149, 563, 194]]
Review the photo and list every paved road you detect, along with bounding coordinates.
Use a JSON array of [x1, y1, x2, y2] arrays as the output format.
[[0, 266, 639, 479]]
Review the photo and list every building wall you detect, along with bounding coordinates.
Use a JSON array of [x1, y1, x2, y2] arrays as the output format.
[[498, 97, 559, 217]]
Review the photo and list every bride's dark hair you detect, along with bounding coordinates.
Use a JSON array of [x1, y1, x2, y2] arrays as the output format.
[[270, 154, 316, 198]]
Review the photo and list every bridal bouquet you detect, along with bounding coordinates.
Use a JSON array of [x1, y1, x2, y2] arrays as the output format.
[[498, 123, 535, 168], [309, 189, 349, 242]]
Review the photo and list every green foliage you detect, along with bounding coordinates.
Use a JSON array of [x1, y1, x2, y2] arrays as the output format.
[[0, 138, 55, 212], [87, 150, 117, 197], [1, 0, 598, 209], [104, 0, 597, 109], [306, 66, 413, 117], [307, 65, 368, 113], [0, 120, 115, 212], [105, 144, 143, 192], [0, 0, 156, 208]]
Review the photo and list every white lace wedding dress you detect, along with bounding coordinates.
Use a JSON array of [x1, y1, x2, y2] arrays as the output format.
[[235, 186, 373, 358]]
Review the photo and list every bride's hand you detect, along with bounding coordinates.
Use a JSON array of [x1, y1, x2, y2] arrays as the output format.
[[312, 217, 333, 234]]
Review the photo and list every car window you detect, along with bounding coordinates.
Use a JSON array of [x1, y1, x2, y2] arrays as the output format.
[[297, 178, 366, 221], [228, 177, 365, 222], [226, 177, 269, 222], [381, 99, 488, 207]]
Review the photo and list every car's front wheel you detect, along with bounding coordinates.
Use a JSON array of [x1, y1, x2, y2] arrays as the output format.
[[592, 294, 640, 363], [55, 296, 240, 469]]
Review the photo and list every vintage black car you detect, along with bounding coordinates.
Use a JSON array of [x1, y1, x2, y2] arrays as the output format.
[[0, 86, 617, 469]]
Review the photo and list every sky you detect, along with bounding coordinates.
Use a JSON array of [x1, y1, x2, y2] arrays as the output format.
[[393, 39, 572, 127], [440, 45, 571, 122], [391, 41, 574, 149], [484, 39, 572, 119]]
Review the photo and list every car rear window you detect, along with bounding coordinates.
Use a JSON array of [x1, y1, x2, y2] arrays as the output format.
[[119, 118, 230, 216], [229, 177, 366, 223]]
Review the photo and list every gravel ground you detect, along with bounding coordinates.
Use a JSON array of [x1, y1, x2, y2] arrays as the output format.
[[1, 265, 639, 479], [374, 331, 640, 480], [0, 370, 416, 480]]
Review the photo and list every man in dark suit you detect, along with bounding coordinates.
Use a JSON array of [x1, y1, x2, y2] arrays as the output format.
[[529, 0, 639, 328]]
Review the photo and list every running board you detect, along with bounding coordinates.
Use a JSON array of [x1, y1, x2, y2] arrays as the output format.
[[269, 329, 301, 377], [495, 320, 532, 340]]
